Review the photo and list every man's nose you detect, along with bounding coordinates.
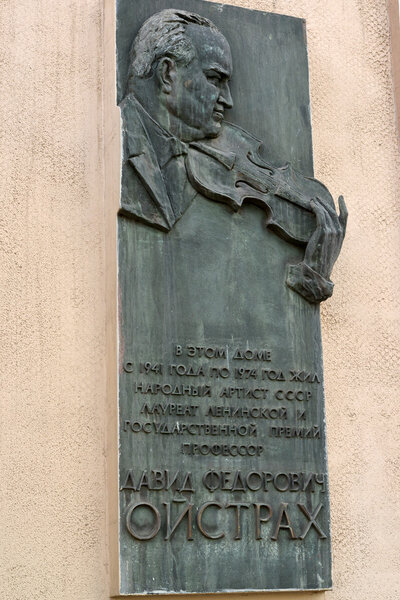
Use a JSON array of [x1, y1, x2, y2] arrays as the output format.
[[219, 82, 233, 109]]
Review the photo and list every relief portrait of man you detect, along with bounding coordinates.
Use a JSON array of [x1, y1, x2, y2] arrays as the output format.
[[119, 9, 347, 304]]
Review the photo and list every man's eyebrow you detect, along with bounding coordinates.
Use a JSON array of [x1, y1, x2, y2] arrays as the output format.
[[205, 64, 231, 78]]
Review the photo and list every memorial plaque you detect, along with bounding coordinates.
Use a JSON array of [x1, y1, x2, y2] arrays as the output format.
[[116, 0, 347, 594]]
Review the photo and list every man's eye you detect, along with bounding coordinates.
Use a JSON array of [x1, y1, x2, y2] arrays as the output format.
[[206, 75, 220, 85]]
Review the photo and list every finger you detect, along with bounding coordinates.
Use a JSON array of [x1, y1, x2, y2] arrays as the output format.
[[338, 195, 348, 231], [310, 198, 327, 229], [313, 197, 340, 235], [314, 196, 340, 229]]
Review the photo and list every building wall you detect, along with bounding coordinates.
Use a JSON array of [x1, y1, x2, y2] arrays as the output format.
[[0, 1, 399, 599]]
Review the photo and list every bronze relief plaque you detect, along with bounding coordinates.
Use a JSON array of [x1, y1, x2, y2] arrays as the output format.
[[116, 0, 346, 594]]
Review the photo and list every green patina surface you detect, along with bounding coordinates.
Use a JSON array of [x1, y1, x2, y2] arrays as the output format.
[[117, 0, 331, 593]]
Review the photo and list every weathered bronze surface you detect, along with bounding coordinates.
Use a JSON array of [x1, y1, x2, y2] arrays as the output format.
[[117, 0, 346, 593]]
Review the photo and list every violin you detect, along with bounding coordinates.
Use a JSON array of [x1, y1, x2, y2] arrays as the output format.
[[185, 121, 335, 246]]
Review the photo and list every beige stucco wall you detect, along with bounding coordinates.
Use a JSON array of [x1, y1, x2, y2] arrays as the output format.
[[0, 1, 399, 599]]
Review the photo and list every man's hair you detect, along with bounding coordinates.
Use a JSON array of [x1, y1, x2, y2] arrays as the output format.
[[128, 9, 219, 80]]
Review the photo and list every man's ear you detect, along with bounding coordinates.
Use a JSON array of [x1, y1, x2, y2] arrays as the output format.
[[156, 57, 177, 94]]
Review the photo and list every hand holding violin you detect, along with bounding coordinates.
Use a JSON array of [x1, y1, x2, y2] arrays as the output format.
[[286, 195, 348, 304], [304, 196, 348, 280]]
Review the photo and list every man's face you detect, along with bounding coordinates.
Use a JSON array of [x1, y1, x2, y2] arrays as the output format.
[[166, 26, 233, 141]]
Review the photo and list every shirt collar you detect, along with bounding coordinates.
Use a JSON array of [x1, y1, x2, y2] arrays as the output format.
[[129, 95, 188, 168]]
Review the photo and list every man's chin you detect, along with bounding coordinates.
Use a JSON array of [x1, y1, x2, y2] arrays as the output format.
[[204, 123, 223, 139], [181, 122, 222, 142]]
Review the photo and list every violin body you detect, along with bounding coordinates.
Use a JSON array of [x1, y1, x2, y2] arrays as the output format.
[[186, 121, 335, 246]]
